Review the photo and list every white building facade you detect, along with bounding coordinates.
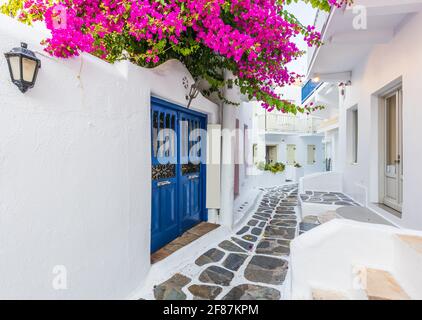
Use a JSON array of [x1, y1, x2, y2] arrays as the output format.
[[250, 85, 327, 185], [304, 0, 422, 230]]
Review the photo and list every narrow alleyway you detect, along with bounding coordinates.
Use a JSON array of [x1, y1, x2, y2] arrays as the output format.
[[144, 184, 300, 300]]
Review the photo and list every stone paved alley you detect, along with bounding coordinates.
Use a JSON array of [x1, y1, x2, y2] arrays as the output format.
[[144, 184, 300, 300]]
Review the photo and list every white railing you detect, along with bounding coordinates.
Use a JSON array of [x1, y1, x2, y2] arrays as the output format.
[[258, 114, 322, 134], [318, 115, 339, 132]]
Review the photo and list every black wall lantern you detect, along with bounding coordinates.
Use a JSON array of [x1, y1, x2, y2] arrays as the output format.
[[4, 42, 41, 93]]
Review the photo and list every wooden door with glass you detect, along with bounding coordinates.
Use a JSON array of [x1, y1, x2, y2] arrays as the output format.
[[383, 89, 403, 212]]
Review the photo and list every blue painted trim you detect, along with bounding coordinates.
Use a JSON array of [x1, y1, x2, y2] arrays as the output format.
[[301, 80, 323, 104], [151, 96, 208, 222], [151, 96, 208, 118]]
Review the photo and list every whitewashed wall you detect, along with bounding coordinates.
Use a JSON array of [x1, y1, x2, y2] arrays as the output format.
[[338, 10, 422, 230], [250, 85, 325, 177], [324, 128, 339, 171], [263, 135, 325, 176], [0, 15, 219, 298], [237, 102, 254, 192]]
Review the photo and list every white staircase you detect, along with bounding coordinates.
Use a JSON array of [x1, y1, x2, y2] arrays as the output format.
[[393, 234, 422, 299], [364, 268, 409, 300], [290, 220, 422, 300], [397, 234, 422, 254], [312, 288, 349, 300]]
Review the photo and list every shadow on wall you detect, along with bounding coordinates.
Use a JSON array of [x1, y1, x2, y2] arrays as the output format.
[[0, 15, 220, 299]]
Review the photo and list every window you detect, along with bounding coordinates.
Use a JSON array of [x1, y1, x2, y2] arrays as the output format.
[[348, 107, 359, 164], [307, 145, 316, 165]]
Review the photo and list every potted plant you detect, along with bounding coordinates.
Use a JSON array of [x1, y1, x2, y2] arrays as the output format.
[[268, 162, 286, 174], [254, 161, 286, 187]]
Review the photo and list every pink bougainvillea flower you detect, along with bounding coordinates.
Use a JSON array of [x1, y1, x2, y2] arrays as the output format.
[[7, 0, 353, 112]]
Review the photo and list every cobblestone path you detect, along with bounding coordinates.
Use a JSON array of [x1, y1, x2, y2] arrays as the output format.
[[148, 184, 299, 300]]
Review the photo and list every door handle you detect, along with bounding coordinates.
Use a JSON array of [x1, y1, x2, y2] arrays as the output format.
[[394, 159, 401, 164], [188, 175, 199, 180], [157, 180, 171, 187]]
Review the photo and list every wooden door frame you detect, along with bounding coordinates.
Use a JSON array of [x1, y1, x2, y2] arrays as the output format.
[[378, 87, 403, 214]]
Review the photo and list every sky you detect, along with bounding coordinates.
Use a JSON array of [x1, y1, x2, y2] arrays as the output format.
[[285, 2, 318, 76]]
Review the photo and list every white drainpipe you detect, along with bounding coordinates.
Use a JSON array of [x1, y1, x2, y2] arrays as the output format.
[[219, 70, 240, 230]]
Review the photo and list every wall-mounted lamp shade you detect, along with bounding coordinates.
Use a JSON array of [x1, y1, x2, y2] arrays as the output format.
[[312, 76, 320, 83], [189, 83, 199, 99], [4, 43, 41, 93]]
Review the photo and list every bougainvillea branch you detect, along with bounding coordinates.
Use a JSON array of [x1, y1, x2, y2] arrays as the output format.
[[1, 0, 353, 113]]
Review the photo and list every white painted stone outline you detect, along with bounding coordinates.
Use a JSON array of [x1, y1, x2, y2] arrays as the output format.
[[140, 184, 300, 300]]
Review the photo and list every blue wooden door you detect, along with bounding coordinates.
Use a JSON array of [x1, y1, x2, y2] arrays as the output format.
[[151, 104, 179, 253], [179, 113, 206, 231], [151, 97, 207, 253]]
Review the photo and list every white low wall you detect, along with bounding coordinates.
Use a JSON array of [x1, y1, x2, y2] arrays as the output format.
[[291, 220, 395, 299], [298, 171, 343, 194], [0, 15, 219, 299], [248, 170, 286, 189], [252, 131, 325, 177], [291, 219, 422, 299]]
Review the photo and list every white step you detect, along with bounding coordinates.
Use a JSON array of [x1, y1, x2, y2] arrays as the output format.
[[312, 288, 349, 300], [396, 234, 422, 254], [365, 268, 410, 300], [393, 233, 422, 299]]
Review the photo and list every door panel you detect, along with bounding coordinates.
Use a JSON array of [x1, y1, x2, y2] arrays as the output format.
[[180, 172, 201, 230], [385, 177, 397, 199], [151, 105, 179, 253], [151, 98, 207, 253], [180, 114, 204, 231]]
